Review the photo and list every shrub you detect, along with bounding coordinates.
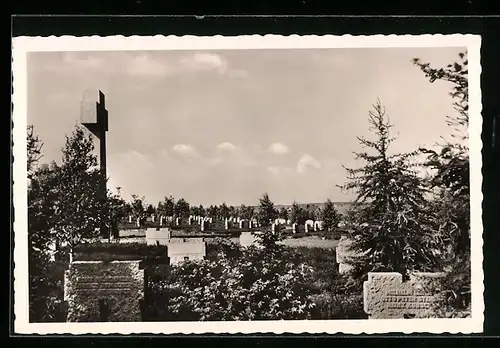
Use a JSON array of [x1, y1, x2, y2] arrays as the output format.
[[29, 260, 67, 322], [310, 292, 366, 319], [160, 237, 316, 321], [427, 252, 471, 318]]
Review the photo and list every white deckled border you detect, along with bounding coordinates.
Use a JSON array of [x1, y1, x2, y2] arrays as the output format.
[[12, 34, 483, 335]]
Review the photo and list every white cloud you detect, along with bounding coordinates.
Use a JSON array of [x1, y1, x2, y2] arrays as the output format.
[[180, 52, 247, 78], [297, 154, 322, 174], [127, 55, 169, 76], [209, 144, 259, 168], [62, 52, 105, 69], [267, 166, 281, 174], [268, 142, 289, 155], [215, 142, 237, 152], [171, 144, 200, 160]]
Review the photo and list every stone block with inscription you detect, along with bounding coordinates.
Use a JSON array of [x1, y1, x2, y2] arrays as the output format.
[[363, 272, 445, 319], [64, 260, 144, 322], [145, 228, 171, 246], [167, 239, 206, 264]]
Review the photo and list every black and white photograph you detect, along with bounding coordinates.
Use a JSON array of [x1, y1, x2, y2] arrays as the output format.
[[12, 35, 483, 334]]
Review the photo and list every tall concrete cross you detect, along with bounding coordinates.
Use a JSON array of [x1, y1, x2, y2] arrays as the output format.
[[81, 90, 109, 236]]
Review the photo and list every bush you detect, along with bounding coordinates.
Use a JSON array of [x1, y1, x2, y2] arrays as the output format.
[[155, 237, 317, 321], [29, 260, 67, 322], [310, 292, 366, 319], [427, 252, 471, 318]]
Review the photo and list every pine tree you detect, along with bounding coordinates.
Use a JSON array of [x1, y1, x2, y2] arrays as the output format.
[[257, 193, 277, 226], [174, 198, 190, 218], [289, 201, 307, 225], [219, 202, 230, 219], [340, 100, 437, 275], [320, 199, 341, 232]]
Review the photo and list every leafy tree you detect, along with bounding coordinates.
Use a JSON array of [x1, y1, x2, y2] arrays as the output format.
[[312, 206, 322, 221], [219, 202, 230, 219], [27, 125, 44, 180], [189, 205, 199, 217], [278, 207, 289, 220], [50, 126, 104, 261], [256, 193, 277, 226], [413, 52, 471, 316], [413, 52, 468, 140], [320, 199, 341, 232], [130, 194, 146, 220], [157, 195, 175, 217], [413, 52, 470, 257], [27, 127, 58, 321], [207, 205, 219, 218], [198, 204, 206, 217], [240, 204, 255, 220], [104, 190, 128, 239], [340, 100, 437, 275], [174, 198, 190, 218], [146, 204, 156, 216]]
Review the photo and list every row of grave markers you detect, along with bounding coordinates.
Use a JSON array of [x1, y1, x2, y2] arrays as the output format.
[[128, 215, 328, 234]]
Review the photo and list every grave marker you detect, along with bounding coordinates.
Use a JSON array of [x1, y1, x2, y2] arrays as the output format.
[[271, 223, 280, 234], [145, 228, 171, 246], [167, 238, 206, 264], [64, 260, 144, 322], [363, 272, 444, 319]]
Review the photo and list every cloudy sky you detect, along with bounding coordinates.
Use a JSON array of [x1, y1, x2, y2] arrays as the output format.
[[27, 47, 463, 206]]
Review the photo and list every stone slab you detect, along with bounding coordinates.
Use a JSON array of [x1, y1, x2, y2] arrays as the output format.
[[64, 260, 144, 322], [167, 240, 206, 265], [363, 272, 445, 319], [145, 228, 171, 246]]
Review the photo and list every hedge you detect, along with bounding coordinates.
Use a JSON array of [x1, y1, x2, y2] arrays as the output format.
[[73, 242, 167, 261]]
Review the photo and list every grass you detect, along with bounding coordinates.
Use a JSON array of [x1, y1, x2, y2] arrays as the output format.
[[280, 236, 340, 249]]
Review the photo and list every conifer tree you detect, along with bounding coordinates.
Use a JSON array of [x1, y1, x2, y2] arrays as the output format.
[[341, 100, 437, 275], [320, 199, 341, 232], [257, 193, 277, 226]]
